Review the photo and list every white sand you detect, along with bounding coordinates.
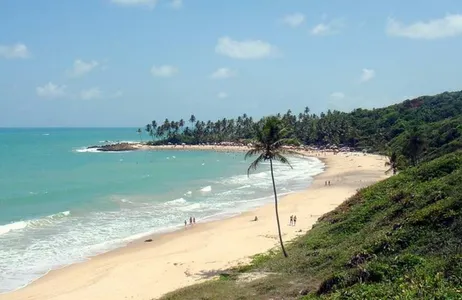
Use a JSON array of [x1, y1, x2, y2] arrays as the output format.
[[0, 150, 389, 300]]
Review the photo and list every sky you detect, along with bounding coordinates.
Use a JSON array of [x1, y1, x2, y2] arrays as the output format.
[[1, 0, 462, 127]]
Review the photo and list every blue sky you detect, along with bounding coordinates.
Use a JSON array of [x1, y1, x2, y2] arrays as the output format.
[[1, 0, 462, 127]]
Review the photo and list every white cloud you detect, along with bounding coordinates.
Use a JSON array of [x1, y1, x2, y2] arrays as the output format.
[[36, 82, 67, 99], [215, 37, 278, 59], [282, 13, 305, 28], [79, 88, 122, 100], [151, 65, 178, 77], [80, 88, 103, 100], [386, 14, 462, 39], [210, 68, 236, 79], [170, 0, 182, 9], [310, 19, 344, 36], [330, 92, 345, 100], [0, 43, 30, 59], [68, 59, 99, 77], [360, 68, 375, 83], [111, 0, 157, 8], [217, 92, 228, 99]]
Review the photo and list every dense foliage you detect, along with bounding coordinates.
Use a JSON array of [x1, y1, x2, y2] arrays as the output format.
[[143, 90, 462, 169], [159, 91, 462, 300], [143, 90, 462, 150]]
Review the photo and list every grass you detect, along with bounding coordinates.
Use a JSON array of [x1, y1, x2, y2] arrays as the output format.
[[160, 152, 462, 300]]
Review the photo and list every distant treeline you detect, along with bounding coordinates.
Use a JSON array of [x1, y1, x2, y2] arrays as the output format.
[[141, 90, 462, 166]]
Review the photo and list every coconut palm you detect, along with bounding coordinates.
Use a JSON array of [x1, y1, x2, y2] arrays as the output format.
[[385, 151, 399, 175], [245, 116, 298, 258], [137, 128, 143, 142]]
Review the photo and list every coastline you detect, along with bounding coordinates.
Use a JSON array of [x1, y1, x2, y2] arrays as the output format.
[[0, 149, 389, 300]]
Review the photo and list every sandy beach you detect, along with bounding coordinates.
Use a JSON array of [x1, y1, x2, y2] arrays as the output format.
[[0, 150, 389, 300]]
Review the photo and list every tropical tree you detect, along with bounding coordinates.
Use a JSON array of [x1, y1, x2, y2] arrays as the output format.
[[145, 124, 154, 142], [403, 128, 426, 166], [245, 116, 298, 258], [151, 120, 158, 135], [189, 114, 196, 128], [385, 151, 399, 175], [137, 128, 143, 142]]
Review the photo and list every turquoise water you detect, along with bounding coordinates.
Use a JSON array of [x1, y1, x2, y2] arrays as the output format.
[[0, 128, 324, 293]]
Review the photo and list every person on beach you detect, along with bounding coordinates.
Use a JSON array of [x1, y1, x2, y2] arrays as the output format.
[[293, 215, 297, 226], [328, 180, 331, 186], [184, 220, 187, 227], [290, 215, 293, 226], [189, 217, 193, 225], [193, 217, 196, 224]]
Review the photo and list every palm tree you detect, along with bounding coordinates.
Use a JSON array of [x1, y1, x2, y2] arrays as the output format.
[[245, 116, 298, 258], [385, 151, 399, 175], [403, 128, 426, 166], [145, 124, 154, 142], [137, 128, 143, 142], [189, 114, 196, 129]]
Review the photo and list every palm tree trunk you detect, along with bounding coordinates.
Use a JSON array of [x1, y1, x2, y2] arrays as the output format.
[[270, 159, 288, 258]]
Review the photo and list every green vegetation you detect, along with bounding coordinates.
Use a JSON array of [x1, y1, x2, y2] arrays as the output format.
[[161, 152, 462, 300], [144, 90, 461, 147], [159, 91, 462, 300], [245, 116, 299, 258], [143, 90, 462, 170]]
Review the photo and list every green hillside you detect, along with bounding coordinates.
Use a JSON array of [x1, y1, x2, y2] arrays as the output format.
[[143, 91, 462, 156], [159, 92, 462, 300]]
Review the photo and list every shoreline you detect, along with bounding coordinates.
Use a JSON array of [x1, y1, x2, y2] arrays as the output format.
[[0, 149, 388, 300]]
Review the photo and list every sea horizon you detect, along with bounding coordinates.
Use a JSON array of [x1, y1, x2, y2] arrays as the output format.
[[0, 128, 325, 293]]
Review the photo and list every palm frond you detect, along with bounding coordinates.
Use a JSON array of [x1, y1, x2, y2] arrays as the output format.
[[278, 127, 292, 139], [274, 153, 293, 169], [244, 145, 264, 160], [247, 154, 265, 176], [385, 167, 393, 175]]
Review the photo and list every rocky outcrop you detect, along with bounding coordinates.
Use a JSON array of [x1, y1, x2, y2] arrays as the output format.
[[88, 143, 140, 152]]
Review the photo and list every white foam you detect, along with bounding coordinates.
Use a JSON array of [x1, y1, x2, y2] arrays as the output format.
[[200, 185, 212, 192], [0, 155, 325, 293], [0, 211, 70, 236], [0, 221, 28, 235], [165, 198, 187, 205], [75, 148, 100, 153]]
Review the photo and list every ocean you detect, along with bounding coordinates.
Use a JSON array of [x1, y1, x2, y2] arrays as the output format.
[[0, 128, 324, 293]]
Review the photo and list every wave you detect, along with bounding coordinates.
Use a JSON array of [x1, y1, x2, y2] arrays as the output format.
[[0, 221, 28, 235], [120, 199, 133, 204], [200, 185, 212, 192], [0, 211, 70, 236], [75, 148, 100, 153], [0, 154, 325, 293], [165, 198, 187, 206]]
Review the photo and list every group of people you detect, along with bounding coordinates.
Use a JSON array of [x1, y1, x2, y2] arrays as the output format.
[[184, 216, 196, 226], [325, 180, 331, 186], [289, 215, 297, 226]]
